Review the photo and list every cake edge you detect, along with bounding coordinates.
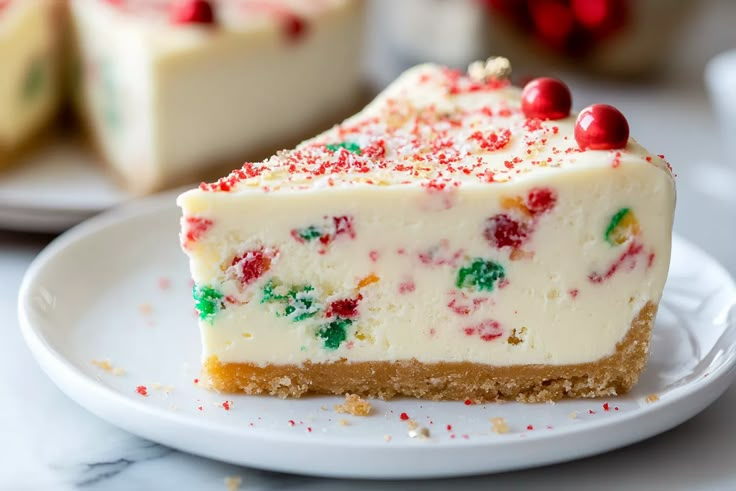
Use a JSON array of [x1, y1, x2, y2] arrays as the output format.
[[201, 302, 656, 403]]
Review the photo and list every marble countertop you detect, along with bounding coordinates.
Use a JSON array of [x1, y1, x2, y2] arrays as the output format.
[[4, 40, 736, 491]]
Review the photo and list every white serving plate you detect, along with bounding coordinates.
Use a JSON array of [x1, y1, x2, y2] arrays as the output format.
[[18, 193, 736, 479], [0, 136, 130, 232]]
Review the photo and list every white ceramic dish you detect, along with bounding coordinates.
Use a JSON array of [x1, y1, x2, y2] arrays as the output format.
[[0, 136, 130, 232], [18, 193, 736, 479]]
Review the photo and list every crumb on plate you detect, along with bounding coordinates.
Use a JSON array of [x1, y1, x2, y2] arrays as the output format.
[[334, 393, 372, 416]]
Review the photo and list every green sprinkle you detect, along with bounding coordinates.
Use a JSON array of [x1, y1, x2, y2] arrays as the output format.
[[262, 279, 320, 322], [318, 318, 352, 350], [605, 207, 631, 245], [456, 258, 506, 292], [22, 58, 45, 102], [326, 141, 362, 155], [193, 284, 223, 322], [298, 225, 323, 242]]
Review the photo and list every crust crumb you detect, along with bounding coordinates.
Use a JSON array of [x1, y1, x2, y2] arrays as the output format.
[[491, 417, 509, 434], [408, 426, 430, 439], [338, 418, 350, 426], [645, 393, 660, 403], [92, 359, 126, 376], [224, 476, 242, 491], [334, 394, 372, 416]]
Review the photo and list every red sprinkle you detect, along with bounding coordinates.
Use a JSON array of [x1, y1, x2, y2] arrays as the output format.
[[527, 425, 534, 430], [193, 378, 199, 384], [589, 409, 596, 414], [400, 412, 410, 421], [307, 427, 312, 433], [198, 406, 203, 411], [603, 402, 610, 411], [464, 399, 473, 406], [288, 420, 296, 426], [398, 281, 416, 294], [447, 424, 453, 431], [136, 385, 148, 397], [222, 401, 230, 411]]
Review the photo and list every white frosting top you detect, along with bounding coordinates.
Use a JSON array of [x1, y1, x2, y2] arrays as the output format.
[[192, 63, 673, 195]]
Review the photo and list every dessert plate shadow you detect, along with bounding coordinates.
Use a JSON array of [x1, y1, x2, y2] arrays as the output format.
[[18, 193, 736, 479]]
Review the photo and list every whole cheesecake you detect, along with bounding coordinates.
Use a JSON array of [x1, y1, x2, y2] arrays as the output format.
[[69, 0, 364, 194], [177, 58, 676, 402]]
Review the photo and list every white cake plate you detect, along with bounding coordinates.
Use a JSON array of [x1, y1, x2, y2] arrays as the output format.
[[18, 193, 736, 479], [0, 135, 130, 233]]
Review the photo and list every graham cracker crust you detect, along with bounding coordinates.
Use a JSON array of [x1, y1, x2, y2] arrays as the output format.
[[203, 302, 657, 403]]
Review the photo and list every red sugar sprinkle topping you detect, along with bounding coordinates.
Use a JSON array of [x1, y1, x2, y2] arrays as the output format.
[[603, 402, 610, 411], [527, 425, 534, 430], [288, 420, 296, 426], [400, 412, 410, 421], [589, 409, 596, 414], [222, 401, 230, 411], [464, 399, 472, 406], [193, 378, 199, 384], [136, 385, 148, 397], [447, 424, 452, 431]]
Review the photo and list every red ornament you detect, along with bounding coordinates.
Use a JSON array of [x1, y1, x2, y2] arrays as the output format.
[[521, 78, 572, 120], [170, 0, 215, 25], [574, 104, 629, 150]]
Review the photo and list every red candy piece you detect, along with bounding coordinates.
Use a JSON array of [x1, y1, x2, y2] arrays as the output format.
[[526, 187, 557, 215], [170, 0, 215, 25], [231, 248, 273, 286], [521, 78, 572, 120], [326, 295, 362, 319], [484, 214, 529, 249], [575, 104, 629, 150]]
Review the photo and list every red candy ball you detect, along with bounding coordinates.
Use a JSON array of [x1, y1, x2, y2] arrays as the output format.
[[521, 77, 572, 120], [574, 104, 629, 150], [170, 0, 215, 25]]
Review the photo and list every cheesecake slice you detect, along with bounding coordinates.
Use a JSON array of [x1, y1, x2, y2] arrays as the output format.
[[0, 0, 63, 169], [177, 58, 675, 402], [69, 0, 364, 194]]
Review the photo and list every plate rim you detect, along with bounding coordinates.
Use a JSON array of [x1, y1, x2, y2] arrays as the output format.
[[16, 192, 736, 477]]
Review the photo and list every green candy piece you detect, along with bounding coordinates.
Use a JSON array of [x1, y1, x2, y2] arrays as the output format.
[[297, 225, 323, 242], [262, 280, 320, 322], [605, 207, 631, 245], [22, 58, 45, 102], [456, 258, 506, 292], [193, 284, 223, 322], [318, 318, 352, 350], [326, 141, 362, 155]]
